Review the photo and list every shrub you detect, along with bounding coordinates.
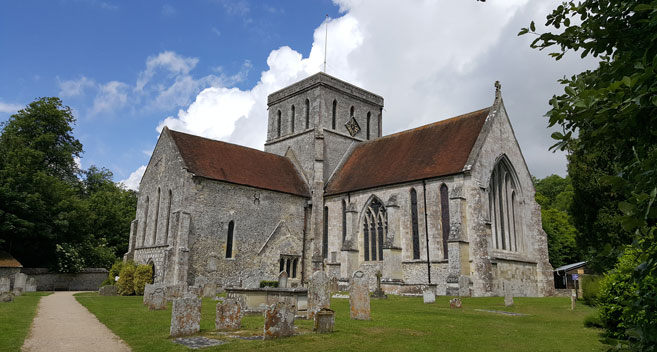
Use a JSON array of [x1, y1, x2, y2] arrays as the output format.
[[597, 250, 638, 339], [260, 280, 279, 288], [117, 261, 136, 295], [133, 264, 153, 295], [580, 275, 602, 306], [583, 313, 603, 329], [107, 260, 124, 285]]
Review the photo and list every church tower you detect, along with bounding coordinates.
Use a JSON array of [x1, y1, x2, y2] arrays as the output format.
[[264, 72, 384, 272]]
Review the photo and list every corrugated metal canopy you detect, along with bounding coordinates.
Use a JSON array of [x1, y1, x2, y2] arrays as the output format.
[[554, 261, 587, 272], [325, 107, 490, 195], [168, 129, 310, 197]]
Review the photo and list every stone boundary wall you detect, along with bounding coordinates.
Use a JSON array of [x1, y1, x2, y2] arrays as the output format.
[[20, 268, 108, 291]]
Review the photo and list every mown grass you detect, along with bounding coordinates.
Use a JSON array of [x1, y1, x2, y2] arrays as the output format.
[[0, 291, 52, 352], [75, 293, 607, 352]]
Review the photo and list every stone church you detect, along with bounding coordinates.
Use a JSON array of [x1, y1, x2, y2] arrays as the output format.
[[124, 72, 554, 297]]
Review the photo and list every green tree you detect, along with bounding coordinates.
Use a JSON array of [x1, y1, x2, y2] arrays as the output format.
[[521, 1, 657, 348]]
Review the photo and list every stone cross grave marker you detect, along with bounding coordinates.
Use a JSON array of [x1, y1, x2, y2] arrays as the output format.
[[423, 286, 435, 304], [170, 296, 202, 337], [350, 270, 370, 320], [0, 277, 10, 293], [263, 301, 295, 340], [504, 282, 514, 307], [371, 271, 387, 299], [313, 308, 335, 333], [278, 271, 288, 288], [215, 298, 242, 330], [329, 276, 339, 294], [308, 271, 330, 320]]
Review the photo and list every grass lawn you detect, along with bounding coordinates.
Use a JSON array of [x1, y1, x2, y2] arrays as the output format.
[[75, 293, 607, 352], [0, 291, 52, 352]]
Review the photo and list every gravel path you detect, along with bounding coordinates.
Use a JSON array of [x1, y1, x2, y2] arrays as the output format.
[[22, 291, 131, 352]]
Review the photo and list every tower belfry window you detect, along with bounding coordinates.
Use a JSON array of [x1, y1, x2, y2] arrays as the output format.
[[305, 99, 310, 129], [291, 105, 295, 133], [332, 100, 337, 129], [277, 110, 281, 138]]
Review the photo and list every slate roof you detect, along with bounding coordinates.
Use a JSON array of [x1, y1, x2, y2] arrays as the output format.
[[325, 107, 490, 195], [168, 129, 310, 197], [0, 250, 22, 268]]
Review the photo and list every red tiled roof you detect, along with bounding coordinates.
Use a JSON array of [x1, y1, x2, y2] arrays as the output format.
[[325, 107, 490, 195], [168, 129, 310, 197], [0, 250, 22, 268]]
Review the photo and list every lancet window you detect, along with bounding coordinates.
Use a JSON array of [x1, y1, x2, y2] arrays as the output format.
[[440, 184, 450, 259], [410, 188, 420, 259], [489, 157, 522, 252], [226, 220, 234, 258], [279, 255, 299, 278], [305, 99, 310, 129], [363, 198, 387, 261]]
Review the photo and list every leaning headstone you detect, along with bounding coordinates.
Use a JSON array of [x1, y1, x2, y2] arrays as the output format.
[[0, 291, 13, 303], [0, 277, 10, 293], [25, 278, 37, 292], [349, 271, 370, 320], [449, 297, 462, 309], [278, 271, 288, 289], [13, 273, 27, 296], [99, 285, 118, 296], [423, 286, 435, 304], [307, 271, 330, 319], [504, 282, 514, 307], [313, 308, 335, 333], [170, 296, 202, 337], [215, 298, 241, 330], [263, 301, 295, 340], [203, 282, 217, 298]]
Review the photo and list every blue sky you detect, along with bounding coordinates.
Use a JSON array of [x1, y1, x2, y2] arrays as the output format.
[[0, 1, 596, 189]]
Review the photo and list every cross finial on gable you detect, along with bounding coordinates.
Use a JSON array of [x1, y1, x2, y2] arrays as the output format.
[[494, 80, 502, 100]]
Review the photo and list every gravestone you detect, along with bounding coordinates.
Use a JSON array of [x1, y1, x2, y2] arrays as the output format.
[[194, 275, 208, 288], [371, 271, 387, 299], [449, 297, 462, 309], [313, 308, 335, 333], [263, 301, 295, 340], [188, 285, 202, 297], [307, 271, 330, 319], [13, 273, 27, 296], [98, 285, 118, 296], [170, 296, 202, 337], [144, 284, 164, 304], [0, 291, 13, 303], [423, 286, 435, 304], [329, 277, 339, 294], [278, 271, 288, 289], [504, 282, 514, 307], [203, 282, 217, 298], [0, 277, 10, 293], [571, 289, 576, 310], [215, 298, 241, 330], [458, 276, 470, 297], [349, 271, 370, 320], [166, 284, 187, 301], [25, 278, 37, 292], [147, 286, 167, 310]]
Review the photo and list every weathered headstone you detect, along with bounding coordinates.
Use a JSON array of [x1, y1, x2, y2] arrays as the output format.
[[329, 277, 339, 294], [194, 275, 208, 288], [25, 278, 37, 292], [504, 282, 514, 307], [349, 270, 370, 320], [449, 297, 462, 309], [170, 296, 202, 337], [313, 308, 335, 333], [0, 291, 13, 303], [423, 286, 435, 304], [203, 282, 217, 298], [278, 271, 288, 289], [188, 285, 202, 297], [13, 273, 27, 296], [307, 271, 330, 319], [0, 277, 10, 293], [147, 286, 167, 310], [99, 285, 118, 296], [371, 271, 387, 299], [263, 301, 295, 340], [215, 298, 241, 330], [144, 283, 164, 304], [166, 284, 187, 301]]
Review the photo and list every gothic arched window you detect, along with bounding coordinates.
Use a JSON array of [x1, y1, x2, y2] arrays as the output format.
[[277, 110, 282, 138], [342, 200, 347, 243], [366, 112, 371, 140], [305, 99, 310, 129], [489, 156, 522, 252], [440, 184, 450, 259], [291, 105, 295, 133], [152, 187, 161, 245], [323, 206, 329, 259], [410, 188, 420, 259], [332, 100, 337, 129], [226, 220, 235, 258], [165, 189, 172, 244], [350, 105, 354, 117], [363, 197, 387, 261], [142, 196, 149, 246]]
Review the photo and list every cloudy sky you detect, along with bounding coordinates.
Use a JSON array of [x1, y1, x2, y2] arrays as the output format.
[[0, 0, 596, 190]]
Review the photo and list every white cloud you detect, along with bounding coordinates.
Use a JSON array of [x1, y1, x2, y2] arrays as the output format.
[[119, 165, 146, 191], [211, 27, 221, 38], [161, 4, 175, 17], [92, 81, 129, 114], [136, 51, 199, 92], [0, 101, 22, 113], [157, 0, 596, 177], [59, 76, 95, 97]]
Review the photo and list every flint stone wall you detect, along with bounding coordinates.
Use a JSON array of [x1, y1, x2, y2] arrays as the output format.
[[0, 277, 11, 292], [20, 268, 107, 291]]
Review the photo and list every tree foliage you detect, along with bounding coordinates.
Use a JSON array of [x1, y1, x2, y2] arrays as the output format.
[[521, 1, 657, 348], [0, 97, 136, 271]]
